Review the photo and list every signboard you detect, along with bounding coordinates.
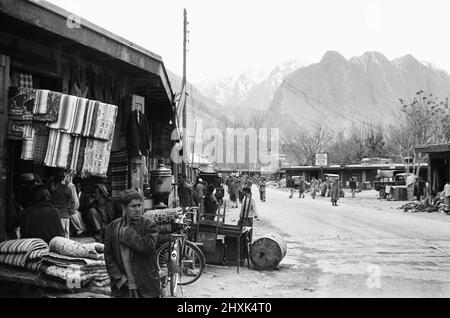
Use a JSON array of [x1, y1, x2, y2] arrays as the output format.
[[315, 153, 328, 166]]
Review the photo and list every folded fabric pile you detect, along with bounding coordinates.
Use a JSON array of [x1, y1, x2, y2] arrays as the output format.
[[8, 86, 118, 178], [144, 208, 182, 224], [397, 192, 447, 213], [35, 237, 109, 287], [0, 238, 49, 268], [40, 252, 109, 287], [144, 208, 183, 246], [49, 237, 104, 260]]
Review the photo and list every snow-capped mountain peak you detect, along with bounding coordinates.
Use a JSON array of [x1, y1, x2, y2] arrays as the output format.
[[197, 58, 307, 110]]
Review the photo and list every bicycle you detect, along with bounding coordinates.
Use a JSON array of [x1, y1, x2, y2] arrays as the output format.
[[156, 207, 206, 296]]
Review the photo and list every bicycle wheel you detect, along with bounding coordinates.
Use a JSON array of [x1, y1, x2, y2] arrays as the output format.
[[157, 241, 205, 285]]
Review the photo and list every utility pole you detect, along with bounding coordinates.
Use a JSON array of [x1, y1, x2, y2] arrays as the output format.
[[181, 8, 188, 177]]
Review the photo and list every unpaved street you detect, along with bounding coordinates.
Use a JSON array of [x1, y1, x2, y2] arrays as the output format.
[[182, 186, 450, 298]]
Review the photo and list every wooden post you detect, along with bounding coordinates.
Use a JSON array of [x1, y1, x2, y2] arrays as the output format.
[[0, 55, 10, 242]]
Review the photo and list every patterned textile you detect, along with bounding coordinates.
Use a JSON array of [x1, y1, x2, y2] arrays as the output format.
[[48, 95, 78, 131], [91, 102, 118, 141], [0, 238, 49, 267], [81, 138, 113, 178], [144, 208, 182, 225], [32, 123, 50, 164], [49, 236, 105, 260], [8, 87, 35, 121], [33, 90, 50, 114], [7, 120, 32, 140], [43, 264, 107, 283], [34, 91, 61, 122], [110, 151, 128, 198], [19, 73, 33, 88]]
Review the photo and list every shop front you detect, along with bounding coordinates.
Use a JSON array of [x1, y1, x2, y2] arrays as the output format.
[[415, 143, 450, 193], [0, 0, 175, 295]]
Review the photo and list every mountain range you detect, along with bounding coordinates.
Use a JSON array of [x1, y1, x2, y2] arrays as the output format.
[[168, 51, 450, 138]]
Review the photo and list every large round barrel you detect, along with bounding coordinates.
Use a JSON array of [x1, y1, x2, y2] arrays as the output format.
[[249, 233, 287, 270]]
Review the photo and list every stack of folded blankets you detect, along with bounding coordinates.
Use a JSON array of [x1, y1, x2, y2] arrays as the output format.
[[144, 208, 182, 247], [37, 237, 110, 287], [8, 87, 118, 178], [0, 238, 49, 269]]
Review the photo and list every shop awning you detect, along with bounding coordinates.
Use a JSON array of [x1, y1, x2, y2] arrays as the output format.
[[0, 0, 174, 108], [415, 143, 450, 153]]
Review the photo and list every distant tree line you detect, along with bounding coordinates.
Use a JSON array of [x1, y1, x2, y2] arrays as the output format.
[[280, 91, 450, 170]]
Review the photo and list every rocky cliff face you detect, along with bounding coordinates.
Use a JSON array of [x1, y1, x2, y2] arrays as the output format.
[[264, 51, 450, 133]]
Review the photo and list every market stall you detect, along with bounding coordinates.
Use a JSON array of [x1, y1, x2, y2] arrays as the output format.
[[0, 0, 176, 296]]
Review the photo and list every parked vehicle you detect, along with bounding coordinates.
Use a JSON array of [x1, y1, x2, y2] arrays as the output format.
[[374, 170, 406, 191]]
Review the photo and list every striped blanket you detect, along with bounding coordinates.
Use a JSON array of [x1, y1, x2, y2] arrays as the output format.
[[110, 150, 128, 198], [48, 95, 78, 131], [20, 129, 35, 160], [69, 97, 88, 135], [0, 238, 49, 268], [44, 130, 72, 168], [33, 90, 50, 114]]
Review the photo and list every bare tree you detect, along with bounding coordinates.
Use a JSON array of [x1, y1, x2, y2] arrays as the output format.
[[282, 121, 334, 165], [386, 91, 450, 175]]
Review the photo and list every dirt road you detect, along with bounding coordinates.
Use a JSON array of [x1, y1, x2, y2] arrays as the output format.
[[182, 186, 450, 298]]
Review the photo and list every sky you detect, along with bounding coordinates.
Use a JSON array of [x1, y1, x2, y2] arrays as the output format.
[[47, 0, 450, 84]]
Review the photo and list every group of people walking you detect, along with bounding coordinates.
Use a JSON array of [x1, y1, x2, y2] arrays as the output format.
[[225, 174, 268, 205], [286, 176, 358, 206]]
